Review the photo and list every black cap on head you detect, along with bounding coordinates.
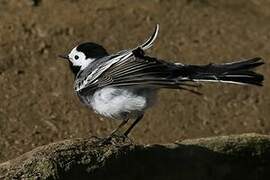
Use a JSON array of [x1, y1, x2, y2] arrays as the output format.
[[76, 42, 109, 59]]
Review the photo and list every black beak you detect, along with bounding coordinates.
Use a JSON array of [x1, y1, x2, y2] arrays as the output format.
[[58, 54, 69, 60]]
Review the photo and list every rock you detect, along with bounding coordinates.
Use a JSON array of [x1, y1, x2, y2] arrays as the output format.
[[0, 133, 270, 180]]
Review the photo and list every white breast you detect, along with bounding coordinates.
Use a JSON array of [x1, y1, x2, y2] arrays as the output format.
[[88, 87, 149, 120]]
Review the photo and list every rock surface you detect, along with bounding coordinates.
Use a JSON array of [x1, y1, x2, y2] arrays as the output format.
[[0, 133, 270, 180]]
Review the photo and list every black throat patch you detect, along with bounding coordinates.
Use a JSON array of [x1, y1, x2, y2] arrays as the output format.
[[69, 61, 81, 77]]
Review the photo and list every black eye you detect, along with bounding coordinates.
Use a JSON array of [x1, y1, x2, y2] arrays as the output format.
[[74, 55, 79, 60]]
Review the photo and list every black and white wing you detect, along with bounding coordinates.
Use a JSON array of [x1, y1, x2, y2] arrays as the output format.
[[76, 45, 203, 96], [73, 24, 186, 92], [74, 24, 264, 94], [74, 24, 201, 93], [89, 52, 191, 89]]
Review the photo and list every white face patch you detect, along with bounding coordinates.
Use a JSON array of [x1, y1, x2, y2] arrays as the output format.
[[68, 47, 95, 70]]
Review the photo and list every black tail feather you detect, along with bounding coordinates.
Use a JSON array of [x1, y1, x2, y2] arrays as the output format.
[[181, 57, 264, 86]]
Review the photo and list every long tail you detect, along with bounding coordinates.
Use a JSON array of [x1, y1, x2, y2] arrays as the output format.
[[179, 57, 264, 86]]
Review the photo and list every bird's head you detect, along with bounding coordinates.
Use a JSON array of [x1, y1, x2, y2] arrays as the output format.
[[59, 42, 108, 75]]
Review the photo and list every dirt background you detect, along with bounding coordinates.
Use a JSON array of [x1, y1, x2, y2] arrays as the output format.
[[0, 0, 269, 162]]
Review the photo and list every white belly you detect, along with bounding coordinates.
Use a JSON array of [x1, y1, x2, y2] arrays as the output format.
[[89, 87, 150, 119]]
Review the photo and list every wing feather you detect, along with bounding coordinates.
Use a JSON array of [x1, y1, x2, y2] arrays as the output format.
[[77, 53, 197, 92], [74, 24, 161, 91], [75, 24, 199, 92]]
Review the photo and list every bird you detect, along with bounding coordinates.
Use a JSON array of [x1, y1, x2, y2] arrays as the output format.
[[59, 24, 264, 138]]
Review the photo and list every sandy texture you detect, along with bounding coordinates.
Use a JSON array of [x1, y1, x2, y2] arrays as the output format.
[[0, 0, 269, 162]]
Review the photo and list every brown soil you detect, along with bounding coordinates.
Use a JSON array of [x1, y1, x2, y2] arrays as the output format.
[[0, 0, 269, 162]]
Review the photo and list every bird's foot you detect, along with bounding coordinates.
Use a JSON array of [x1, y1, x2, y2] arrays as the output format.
[[95, 132, 133, 146]]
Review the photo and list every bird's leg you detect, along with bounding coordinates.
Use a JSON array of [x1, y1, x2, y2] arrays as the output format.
[[96, 114, 144, 146], [124, 114, 144, 136], [95, 119, 129, 146], [111, 119, 128, 135]]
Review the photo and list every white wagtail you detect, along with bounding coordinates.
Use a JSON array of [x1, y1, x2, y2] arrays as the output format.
[[59, 24, 264, 137]]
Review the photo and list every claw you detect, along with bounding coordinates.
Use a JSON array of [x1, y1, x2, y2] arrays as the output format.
[[95, 133, 132, 146]]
